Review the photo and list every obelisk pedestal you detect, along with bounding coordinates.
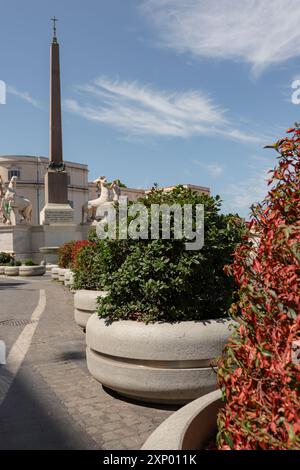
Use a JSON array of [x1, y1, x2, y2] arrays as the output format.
[[40, 171, 74, 224]]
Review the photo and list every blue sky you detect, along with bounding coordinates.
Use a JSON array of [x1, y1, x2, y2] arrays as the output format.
[[1, 0, 300, 217]]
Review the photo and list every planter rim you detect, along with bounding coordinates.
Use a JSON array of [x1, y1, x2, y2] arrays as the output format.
[[142, 389, 222, 450], [86, 314, 234, 361], [88, 314, 231, 326]]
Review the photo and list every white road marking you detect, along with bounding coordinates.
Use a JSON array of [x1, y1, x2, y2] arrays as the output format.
[[0, 289, 46, 405]]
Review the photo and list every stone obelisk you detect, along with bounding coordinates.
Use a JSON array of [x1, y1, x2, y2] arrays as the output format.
[[41, 17, 73, 225]]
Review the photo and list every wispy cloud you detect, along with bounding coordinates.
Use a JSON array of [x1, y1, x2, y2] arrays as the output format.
[[223, 154, 274, 215], [65, 77, 263, 143], [140, 0, 300, 75], [193, 159, 224, 177], [7, 85, 40, 108]]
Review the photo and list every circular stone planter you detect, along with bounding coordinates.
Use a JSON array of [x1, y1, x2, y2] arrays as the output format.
[[86, 316, 234, 405], [51, 267, 59, 280], [58, 268, 69, 282], [64, 270, 74, 287], [142, 389, 222, 450], [19, 265, 46, 277], [46, 264, 58, 273], [4, 266, 19, 276], [74, 290, 109, 329], [0, 266, 6, 275]]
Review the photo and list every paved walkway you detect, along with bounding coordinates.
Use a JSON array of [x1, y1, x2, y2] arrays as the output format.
[[0, 275, 174, 450]]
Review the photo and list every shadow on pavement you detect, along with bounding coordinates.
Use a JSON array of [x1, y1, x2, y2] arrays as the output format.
[[0, 367, 98, 450], [57, 351, 86, 362], [103, 385, 181, 412], [0, 282, 28, 289]]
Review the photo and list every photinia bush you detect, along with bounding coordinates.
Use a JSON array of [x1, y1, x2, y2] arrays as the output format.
[[58, 241, 76, 268], [217, 125, 300, 450], [58, 240, 92, 269], [71, 240, 93, 268]]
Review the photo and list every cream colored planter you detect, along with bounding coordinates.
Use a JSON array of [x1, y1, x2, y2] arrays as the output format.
[[86, 315, 234, 404], [58, 268, 69, 282], [46, 264, 58, 273], [0, 266, 5, 275], [4, 266, 19, 276], [74, 290, 109, 329], [19, 265, 46, 277], [51, 267, 59, 280], [64, 270, 74, 287], [142, 390, 222, 450]]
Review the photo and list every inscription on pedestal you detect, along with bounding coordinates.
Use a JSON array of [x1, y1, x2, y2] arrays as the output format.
[[44, 208, 74, 225]]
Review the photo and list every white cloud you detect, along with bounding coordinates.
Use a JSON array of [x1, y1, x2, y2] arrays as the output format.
[[193, 159, 224, 177], [7, 85, 40, 108], [65, 77, 263, 143], [141, 0, 300, 75], [224, 165, 272, 215]]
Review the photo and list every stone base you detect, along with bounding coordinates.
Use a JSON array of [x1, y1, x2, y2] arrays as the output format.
[[0, 225, 32, 259], [0, 223, 88, 263], [39, 246, 59, 264], [40, 203, 74, 225]]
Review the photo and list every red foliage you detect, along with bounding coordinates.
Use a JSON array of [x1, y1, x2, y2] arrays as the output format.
[[58, 241, 76, 268], [58, 240, 93, 268], [71, 240, 93, 268], [217, 126, 300, 450]]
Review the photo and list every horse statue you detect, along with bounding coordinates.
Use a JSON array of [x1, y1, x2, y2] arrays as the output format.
[[82, 176, 121, 225], [2, 176, 33, 225]]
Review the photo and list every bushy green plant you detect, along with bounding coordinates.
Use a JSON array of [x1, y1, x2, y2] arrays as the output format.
[[24, 258, 36, 266], [97, 187, 245, 323], [72, 238, 132, 291], [0, 252, 13, 265], [9, 259, 21, 267]]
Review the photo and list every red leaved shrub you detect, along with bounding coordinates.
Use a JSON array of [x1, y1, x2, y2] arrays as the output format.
[[217, 125, 300, 450], [71, 240, 93, 268], [58, 240, 92, 269], [58, 241, 76, 268]]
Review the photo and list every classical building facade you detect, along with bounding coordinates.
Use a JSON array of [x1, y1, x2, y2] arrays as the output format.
[[0, 155, 211, 226]]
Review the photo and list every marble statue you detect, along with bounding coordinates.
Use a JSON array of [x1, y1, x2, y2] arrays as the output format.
[[2, 176, 33, 225], [82, 176, 121, 225], [0, 176, 7, 224]]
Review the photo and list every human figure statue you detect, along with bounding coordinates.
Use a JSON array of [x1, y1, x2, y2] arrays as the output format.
[[0, 176, 6, 224], [2, 176, 33, 225]]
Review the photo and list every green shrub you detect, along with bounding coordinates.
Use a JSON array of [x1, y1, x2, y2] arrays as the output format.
[[72, 238, 132, 291], [0, 252, 13, 265], [24, 258, 36, 266], [97, 187, 245, 323], [9, 259, 21, 267]]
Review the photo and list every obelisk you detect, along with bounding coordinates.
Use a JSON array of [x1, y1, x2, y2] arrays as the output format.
[[41, 17, 74, 224]]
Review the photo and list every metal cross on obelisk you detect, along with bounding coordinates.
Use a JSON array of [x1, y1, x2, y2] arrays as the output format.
[[51, 16, 58, 42]]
